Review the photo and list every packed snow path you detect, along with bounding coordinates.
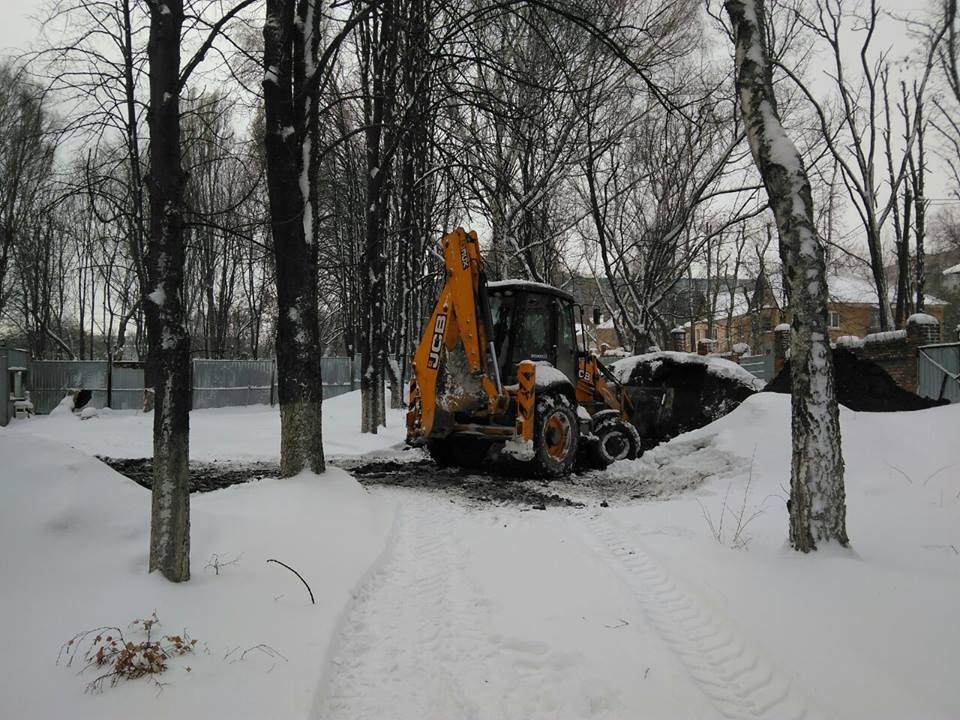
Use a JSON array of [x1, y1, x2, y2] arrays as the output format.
[[314, 487, 817, 720]]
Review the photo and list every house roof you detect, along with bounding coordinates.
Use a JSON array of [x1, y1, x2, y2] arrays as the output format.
[[701, 270, 947, 324], [826, 273, 947, 306]]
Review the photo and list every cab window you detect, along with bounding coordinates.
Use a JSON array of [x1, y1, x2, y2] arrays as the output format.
[[558, 301, 575, 349], [513, 293, 551, 363]]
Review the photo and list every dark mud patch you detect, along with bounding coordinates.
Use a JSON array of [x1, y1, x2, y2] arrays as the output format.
[[99, 456, 279, 493], [340, 457, 584, 509], [98, 454, 584, 509]]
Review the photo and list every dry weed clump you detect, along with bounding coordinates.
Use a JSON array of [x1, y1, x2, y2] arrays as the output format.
[[58, 612, 197, 693]]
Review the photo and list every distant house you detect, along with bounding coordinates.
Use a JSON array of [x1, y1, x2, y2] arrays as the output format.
[[690, 270, 948, 354], [565, 274, 742, 352]]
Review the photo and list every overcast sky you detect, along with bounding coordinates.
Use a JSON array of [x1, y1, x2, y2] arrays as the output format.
[[1, 0, 955, 238], [1, 0, 43, 59]]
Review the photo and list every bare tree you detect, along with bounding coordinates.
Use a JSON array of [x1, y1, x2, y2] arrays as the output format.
[[782, 0, 946, 330], [725, 0, 848, 551], [143, 0, 192, 582], [144, 0, 257, 582], [0, 65, 56, 329], [357, 0, 400, 433], [261, 0, 327, 474]]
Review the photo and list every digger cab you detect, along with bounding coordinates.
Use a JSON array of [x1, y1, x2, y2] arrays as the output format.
[[485, 280, 580, 388]]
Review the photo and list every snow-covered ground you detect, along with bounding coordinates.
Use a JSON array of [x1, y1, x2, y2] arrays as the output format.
[[5, 390, 408, 461], [2, 391, 959, 719]]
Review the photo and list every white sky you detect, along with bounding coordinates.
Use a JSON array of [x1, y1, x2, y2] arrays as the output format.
[[1, 0, 46, 59], [1, 0, 956, 248]]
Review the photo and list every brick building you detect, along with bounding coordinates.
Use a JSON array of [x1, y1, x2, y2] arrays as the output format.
[[685, 271, 949, 354]]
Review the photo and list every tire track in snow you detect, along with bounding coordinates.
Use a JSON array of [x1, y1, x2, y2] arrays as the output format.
[[577, 513, 821, 720], [315, 491, 618, 720], [314, 492, 482, 719]]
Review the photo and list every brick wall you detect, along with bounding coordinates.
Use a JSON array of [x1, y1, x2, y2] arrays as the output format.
[[860, 331, 916, 392], [856, 317, 942, 394]]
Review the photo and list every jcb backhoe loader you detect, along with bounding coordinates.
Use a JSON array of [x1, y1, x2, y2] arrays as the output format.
[[406, 227, 641, 477]]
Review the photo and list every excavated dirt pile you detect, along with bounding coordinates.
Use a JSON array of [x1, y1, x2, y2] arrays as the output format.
[[613, 352, 762, 448], [765, 347, 947, 412]]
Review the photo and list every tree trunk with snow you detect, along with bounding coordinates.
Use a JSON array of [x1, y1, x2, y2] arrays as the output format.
[[726, 0, 848, 551], [358, 0, 397, 434], [911, 91, 927, 314], [262, 0, 325, 476], [145, 0, 191, 581]]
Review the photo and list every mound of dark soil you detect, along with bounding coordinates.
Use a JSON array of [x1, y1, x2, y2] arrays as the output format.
[[614, 353, 759, 446], [765, 347, 946, 412]]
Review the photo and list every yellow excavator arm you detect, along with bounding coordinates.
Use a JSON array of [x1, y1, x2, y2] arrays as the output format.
[[407, 227, 504, 441]]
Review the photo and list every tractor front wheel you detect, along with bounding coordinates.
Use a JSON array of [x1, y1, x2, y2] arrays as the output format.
[[589, 416, 641, 468]]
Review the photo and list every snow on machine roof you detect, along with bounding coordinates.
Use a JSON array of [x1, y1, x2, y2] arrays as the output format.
[[486, 279, 576, 304]]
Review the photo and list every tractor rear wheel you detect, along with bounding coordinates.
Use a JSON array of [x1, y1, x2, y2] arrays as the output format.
[[529, 394, 579, 477], [427, 437, 490, 469]]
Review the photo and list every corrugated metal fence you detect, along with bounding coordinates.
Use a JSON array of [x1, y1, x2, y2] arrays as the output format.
[[112, 365, 146, 410], [31, 361, 109, 414], [192, 359, 274, 409], [918, 343, 960, 404], [739, 352, 775, 383], [25, 356, 365, 415]]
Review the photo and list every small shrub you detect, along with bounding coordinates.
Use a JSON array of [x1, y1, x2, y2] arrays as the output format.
[[59, 612, 197, 693]]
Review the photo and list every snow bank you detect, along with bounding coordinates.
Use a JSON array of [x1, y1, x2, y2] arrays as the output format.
[[79, 406, 98, 420], [907, 312, 939, 326], [0, 432, 395, 719], [605, 394, 960, 719], [612, 350, 765, 392], [835, 334, 864, 349], [864, 329, 907, 344], [49, 393, 74, 417], [4, 389, 406, 461]]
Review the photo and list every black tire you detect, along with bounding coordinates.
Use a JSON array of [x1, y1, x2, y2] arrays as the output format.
[[529, 394, 580, 477], [427, 437, 490, 469], [589, 416, 641, 468]]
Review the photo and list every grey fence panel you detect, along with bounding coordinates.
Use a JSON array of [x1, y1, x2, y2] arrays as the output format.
[[739, 353, 774, 382], [22, 355, 381, 415], [317, 356, 406, 399], [918, 343, 960, 404], [111, 366, 146, 410], [0, 351, 8, 426], [31, 361, 109, 414], [321, 356, 356, 399], [192, 359, 274, 409]]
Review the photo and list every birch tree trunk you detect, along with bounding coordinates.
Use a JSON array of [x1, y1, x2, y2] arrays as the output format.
[[725, 0, 848, 551], [262, 0, 325, 475], [145, 0, 190, 581]]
